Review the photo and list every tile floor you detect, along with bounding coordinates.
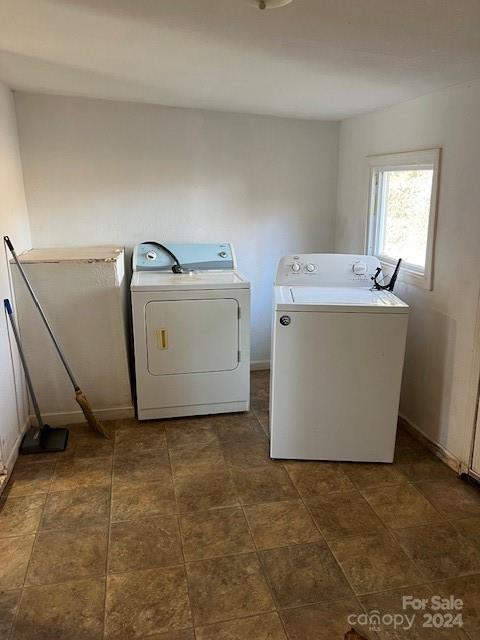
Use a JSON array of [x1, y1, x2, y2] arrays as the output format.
[[1, 370, 480, 639]]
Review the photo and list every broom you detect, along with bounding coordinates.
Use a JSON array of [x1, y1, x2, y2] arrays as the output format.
[[4, 236, 110, 439]]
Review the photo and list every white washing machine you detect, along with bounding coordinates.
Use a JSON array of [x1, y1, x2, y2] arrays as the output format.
[[131, 242, 250, 419], [270, 254, 409, 462]]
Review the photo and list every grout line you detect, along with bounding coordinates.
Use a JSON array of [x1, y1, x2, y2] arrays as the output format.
[[166, 440, 198, 639], [285, 469, 363, 605], [278, 462, 439, 606], [240, 502, 292, 638], [4, 447, 67, 637], [101, 450, 114, 639], [7, 459, 58, 638], [193, 607, 279, 634]]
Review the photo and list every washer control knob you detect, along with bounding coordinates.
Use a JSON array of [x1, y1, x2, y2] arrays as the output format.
[[146, 251, 157, 261], [306, 263, 316, 272], [352, 261, 368, 275], [291, 262, 301, 272]]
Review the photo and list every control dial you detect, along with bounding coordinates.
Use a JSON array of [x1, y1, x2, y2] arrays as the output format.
[[352, 261, 368, 275], [146, 251, 157, 261], [291, 262, 301, 272], [306, 263, 317, 273]]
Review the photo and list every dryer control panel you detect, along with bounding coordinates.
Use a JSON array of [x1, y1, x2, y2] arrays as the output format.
[[133, 243, 236, 272], [276, 254, 382, 286]]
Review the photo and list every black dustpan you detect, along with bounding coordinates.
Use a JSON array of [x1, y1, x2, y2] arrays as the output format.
[[4, 299, 69, 454], [19, 424, 69, 455]]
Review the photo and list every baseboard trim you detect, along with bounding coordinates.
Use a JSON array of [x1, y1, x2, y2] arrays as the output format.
[[0, 418, 30, 495], [399, 412, 462, 474], [251, 360, 270, 371], [31, 405, 135, 427]]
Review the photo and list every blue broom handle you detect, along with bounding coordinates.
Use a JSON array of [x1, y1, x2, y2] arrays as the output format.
[[4, 298, 44, 429], [4, 236, 80, 390]]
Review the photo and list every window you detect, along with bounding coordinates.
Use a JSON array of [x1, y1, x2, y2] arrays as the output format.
[[367, 149, 440, 290]]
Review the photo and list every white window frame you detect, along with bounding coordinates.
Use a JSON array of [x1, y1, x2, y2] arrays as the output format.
[[366, 148, 441, 291]]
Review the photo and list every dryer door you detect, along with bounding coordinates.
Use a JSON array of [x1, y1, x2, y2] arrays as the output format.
[[145, 298, 239, 375]]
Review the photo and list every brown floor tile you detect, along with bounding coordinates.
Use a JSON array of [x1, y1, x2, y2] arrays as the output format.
[[280, 598, 373, 640], [165, 420, 218, 449], [393, 443, 428, 463], [112, 479, 176, 522], [41, 486, 110, 531], [307, 491, 384, 541], [260, 542, 352, 608], [245, 500, 320, 549], [215, 416, 266, 446], [284, 461, 355, 498], [105, 566, 192, 639], [254, 409, 269, 435], [26, 526, 108, 586], [0, 589, 21, 639], [359, 585, 467, 639], [68, 420, 116, 438], [231, 465, 298, 505], [196, 612, 287, 640], [174, 469, 239, 512], [115, 424, 167, 456], [186, 553, 274, 626], [362, 484, 443, 529], [109, 515, 182, 573], [143, 632, 195, 640], [110, 417, 138, 431], [12, 578, 105, 640], [251, 379, 268, 397], [72, 432, 114, 460], [0, 535, 35, 590], [434, 574, 480, 639], [251, 396, 268, 411], [180, 507, 254, 561], [7, 463, 56, 497], [452, 516, 480, 551], [415, 478, 480, 519], [393, 522, 480, 581], [0, 494, 46, 537], [222, 438, 271, 468], [343, 463, 407, 490], [13, 446, 74, 467], [170, 441, 226, 477], [330, 532, 421, 594], [251, 369, 269, 388], [394, 451, 456, 483], [395, 427, 429, 453], [113, 450, 171, 486], [214, 410, 262, 425], [52, 457, 112, 492]]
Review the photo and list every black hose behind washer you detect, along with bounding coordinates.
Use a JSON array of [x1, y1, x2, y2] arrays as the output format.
[[144, 241, 184, 273]]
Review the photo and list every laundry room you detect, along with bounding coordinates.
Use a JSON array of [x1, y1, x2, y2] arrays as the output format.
[[1, 2, 480, 639]]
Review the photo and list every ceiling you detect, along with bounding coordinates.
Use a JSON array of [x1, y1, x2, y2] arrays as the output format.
[[1, 0, 480, 119]]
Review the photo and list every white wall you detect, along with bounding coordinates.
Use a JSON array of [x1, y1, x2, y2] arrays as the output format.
[[14, 93, 339, 364], [336, 79, 480, 467], [0, 82, 31, 474]]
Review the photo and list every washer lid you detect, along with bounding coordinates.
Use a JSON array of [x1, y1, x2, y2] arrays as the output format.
[[131, 270, 250, 291], [275, 286, 408, 313]]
